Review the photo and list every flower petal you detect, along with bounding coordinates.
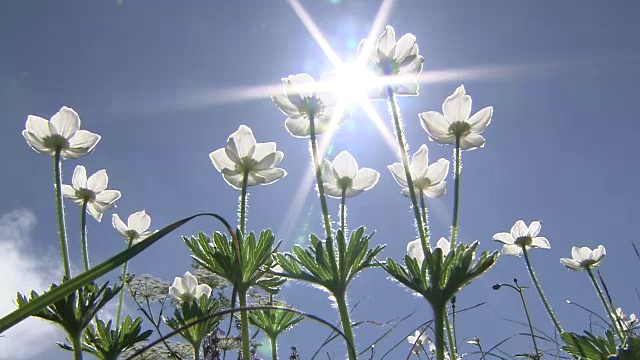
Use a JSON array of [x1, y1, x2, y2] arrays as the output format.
[[333, 151, 358, 179], [377, 25, 396, 56], [222, 172, 244, 189], [285, 117, 310, 138], [253, 142, 277, 163], [195, 284, 212, 298], [502, 244, 522, 256], [352, 168, 380, 191], [254, 168, 287, 185], [407, 239, 424, 263], [23, 131, 52, 154], [531, 237, 550, 249], [128, 210, 151, 233], [528, 221, 542, 238], [87, 203, 104, 222], [61, 184, 77, 200], [436, 237, 451, 255], [50, 106, 80, 139], [322, 158, 338, 185], [419, 111, 454, 144], [388, 163, 408, 188], [112, 214, 128, 237], [468, 106, 493, 134], [272, 93, 301, 117], [95, 190, 121, 204], [394, 33, 417, 62], [72, 165, 88, 189], [425, 158, 450, 185], [87, 169, 108, 193], [67, 130, 101, 157], [394, 80, 420, 96], [459, 134, 485, 151], [183, 272, 198, 292], [323, 183, 343, 198], [575, 247, 593, 263], [285, 73, 316, 100], [229, 125, 256, 159], [423, 182, 446, 198], [25, 115, 52, 139], [443, 85, 471, 123], [560, 258, 583, 271], [511, 220, 529, 239], [493, 232, 514, 245], [210, 148, 235, 172], [410, 145, 430, 178]]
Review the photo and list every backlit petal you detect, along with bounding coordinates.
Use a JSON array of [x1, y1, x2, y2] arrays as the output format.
[[459, 134, 485, 151], [72, 165, 88, 189], [87, 169, 108, 193], [443, 85, 471, 123], [425, 158, 449, 185], [352, 168, 379, 191], [128, 210, 151, 233], [531, 237, 550, 249], [502, 244, 522, 256], [419, 111, 453, 143], [25, 115, 51, 139], [377, 25, 396, 56], [410, 145, 430, 178], [493, 232, 514, 245], [210, 148, 235, 172], [468, 106, 493, 134], [285, 117, 310, 138], [112, 214, 128, 237], [50, 106, 80, 139], [333, 151, 358, 179], [511, 220, 529, 238], [388, 163, 408, 188]]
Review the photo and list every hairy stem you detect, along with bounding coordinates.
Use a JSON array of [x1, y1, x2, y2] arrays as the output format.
[[115, 238, 133, 326], [444, 311, 457, 360], [71, 332, 83, 360], [434, 304, 446, 360], [340, 188, 347, 236], [270, 335, 278, 360], [335, 293, 356, 360], [80, 200, 90, 272], [587, 268, 625, 343], [451, 135, 461, 247], [522, 247, 563, 334], [53, 150, 71, 278], [309, 112, 332, 239], [239, 169, 249, 236], [386, 86, 428, 252], [238, 289, 251, 360], [419, 190, 430, 239]]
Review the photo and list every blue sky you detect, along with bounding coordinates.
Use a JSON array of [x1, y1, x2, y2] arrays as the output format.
[[2, 0, 640, 359]]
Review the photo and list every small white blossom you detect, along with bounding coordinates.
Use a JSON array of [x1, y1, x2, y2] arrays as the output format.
[[357, 25, 424, 97], [616, 307, 637, 331], [407, 237, 451, 264], [112, 210, 155, 244], [493, 220, 550, 256], [22, 106, 101, 159], [419, 85, 493, 151], [210, 125, 286, 189], [322, 151, 379, 198], [560, 245, 606, 271], [388, 145, 449, 198], [61, 165, 121, 222], [407, 330, 427, 355], [272, 73, 349, 138], [168, 271, 212, 302]]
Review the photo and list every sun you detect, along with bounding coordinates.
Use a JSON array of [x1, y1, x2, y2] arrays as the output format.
[[329, 62, 380, 105]]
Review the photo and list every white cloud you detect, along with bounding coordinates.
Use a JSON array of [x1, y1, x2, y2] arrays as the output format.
[[0, 209, 63, 359]]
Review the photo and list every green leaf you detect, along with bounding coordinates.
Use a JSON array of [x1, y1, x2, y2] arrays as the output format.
[[0, 212, 232, 334], [562, 331, 617, 360]]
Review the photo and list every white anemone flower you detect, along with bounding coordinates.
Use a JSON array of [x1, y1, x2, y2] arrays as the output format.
[[407, 330, 427, 354], [61, 165, 121, 222], [22, 106, 101, 159], [407, 237, 451, 264], [168, 271, 212, 302], [615, 308, 637, 331], [419, 85, 493, 151], [357, 25, 424, 98], [560, 245, 606, 271], [388, 144, 449, 198], [112, 210, 155, 244], [322, 151, 380, 198], [210, 125, 286, 189], [493, 220, 550, 256], [272, 73, 350, 138]]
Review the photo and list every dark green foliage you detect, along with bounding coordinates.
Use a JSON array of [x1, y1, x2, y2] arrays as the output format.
[[80, 316, 152, 360], [164, 295, 223, 349], [561, 330, 618, 360]]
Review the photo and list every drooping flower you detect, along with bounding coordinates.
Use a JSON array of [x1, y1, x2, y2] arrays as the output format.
[[112, 210, 155, 244], [357, 25, 424, 97], [322, 151, 379, 198], [209, 125, 286, 189], [61, 165, 121, 222], [407, 330, 427, 354], [22, 106, 101, 159], [615, 307, 637, 331], [168, 271, 212, 302], [493, 220, 550, 256], [388, 144, 449, 198], [560, 245, 606, 271], [419, 85, 493, 151], [272, 73, 350, 138], [407, 237, 451, 264]]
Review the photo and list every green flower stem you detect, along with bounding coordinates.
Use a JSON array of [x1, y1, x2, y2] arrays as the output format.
[[53, 150, 71, 278], [239, 169, 249, 236], [386, 86, 428, 252], [115, 238, 133, 326], [587, 268, 625, 343], [238, 289, 251, 360], [515, 282, 540, 357], [80, 200, 90, 272], [434, 304, 446, 360], [474, 340, 487, 360], [419, 191, 429, 238], [522, 247, 563, 334], [193, 341, 201, 360], [450, 135, 461, 247], [270, 335, 278, 360], [444, 310, 457, 360], [71, 332, 83, 360], [340, 188, 347, 236], [308, 112, 332, 239], [335, 293, 356, 360]]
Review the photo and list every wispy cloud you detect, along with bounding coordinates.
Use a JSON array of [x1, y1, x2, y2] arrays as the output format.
[[0, 209, 63, 359]]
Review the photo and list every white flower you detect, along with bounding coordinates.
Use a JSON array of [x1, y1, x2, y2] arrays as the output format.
[[168, 271, 212, 302], [209, 125, 286, 189], [419, 85, 493, 151], [112, 210, 155, 244], [322, 151, 379, 198], [615, 307, 637, 331], [493, 220, 550, 256], [388, 145, 449, 198], [407, 330, 427, 354], [61, 165, 121, 222], [22, 106, 101, 159], [357, 25, 424, 97], [560, 245, 606, 271], [407, 237, 451, 264], [272, 73, 350, 138]]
